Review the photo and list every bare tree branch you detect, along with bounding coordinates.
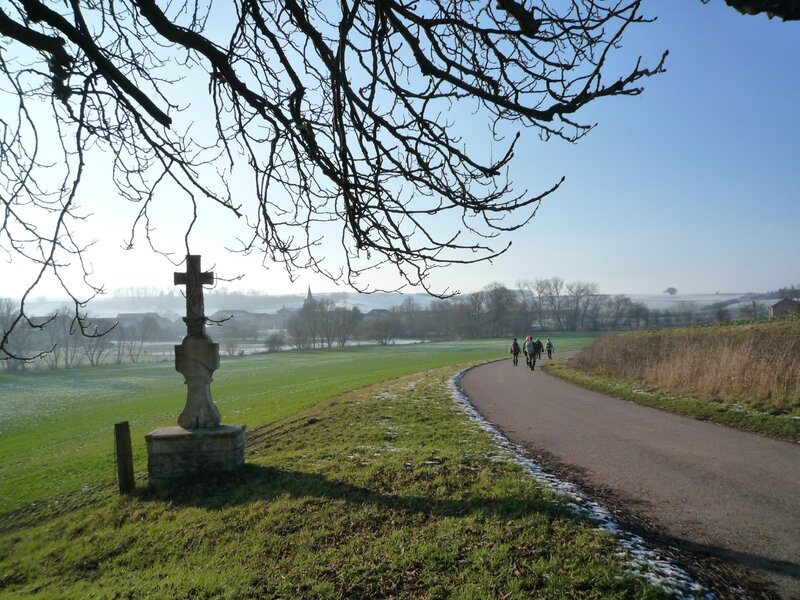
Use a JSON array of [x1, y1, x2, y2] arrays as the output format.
[[0, 0, 663, 359]]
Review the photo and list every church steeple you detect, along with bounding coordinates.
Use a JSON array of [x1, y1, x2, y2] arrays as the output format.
[[306, 286, 313, 302]]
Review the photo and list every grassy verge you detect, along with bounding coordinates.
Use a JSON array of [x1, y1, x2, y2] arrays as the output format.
[[0, 341, 502, 519], [569, 320, 800, 414], [0, 336, 599, 520], [0, 368, 672, 599], [545, 360, 800, 442]]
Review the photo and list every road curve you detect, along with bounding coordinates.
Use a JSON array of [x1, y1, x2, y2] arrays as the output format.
[[460, 357, 800, 599]]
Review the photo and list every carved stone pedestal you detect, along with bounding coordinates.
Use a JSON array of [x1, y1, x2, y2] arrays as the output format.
[[145, 424, 246, 488]]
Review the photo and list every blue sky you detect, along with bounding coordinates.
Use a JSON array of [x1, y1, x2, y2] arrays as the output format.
[[446, 2, 800, 296], [5, 2, 799, 301]]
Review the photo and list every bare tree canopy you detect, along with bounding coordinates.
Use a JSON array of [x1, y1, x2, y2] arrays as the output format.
[[704, 0, 800, 20], [1, 0, 664, 358]]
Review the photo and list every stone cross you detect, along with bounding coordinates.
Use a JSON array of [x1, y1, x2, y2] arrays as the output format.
[[173, 254, 221, 429], [174, 255, 214, 338]]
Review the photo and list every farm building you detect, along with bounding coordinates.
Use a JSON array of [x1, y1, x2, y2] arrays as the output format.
[[769, 298, 800, 318]]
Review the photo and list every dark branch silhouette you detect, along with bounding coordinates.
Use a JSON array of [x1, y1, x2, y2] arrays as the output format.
[[1, 0, 665, 359], [702, 0, 800, 20]]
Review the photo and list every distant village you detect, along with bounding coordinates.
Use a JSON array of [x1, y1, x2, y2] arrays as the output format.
[[2, 281, 798, 373]]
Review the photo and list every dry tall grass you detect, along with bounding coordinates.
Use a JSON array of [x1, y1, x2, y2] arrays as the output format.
[[572, 319, 800, 412]]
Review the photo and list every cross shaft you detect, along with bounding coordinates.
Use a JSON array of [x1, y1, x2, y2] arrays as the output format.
[[174, 255, 214, 337]]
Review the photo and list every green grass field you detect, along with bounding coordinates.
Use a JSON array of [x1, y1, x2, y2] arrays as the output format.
[[0, 335, 680, 599], [0, 336, 596, 522]]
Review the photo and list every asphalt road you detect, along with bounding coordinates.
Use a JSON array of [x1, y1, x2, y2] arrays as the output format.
[[460, 357, 800, 599]]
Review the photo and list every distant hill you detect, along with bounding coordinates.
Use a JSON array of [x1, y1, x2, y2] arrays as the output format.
[[18, 288, 785, 320], [20, 290, 435, 318]]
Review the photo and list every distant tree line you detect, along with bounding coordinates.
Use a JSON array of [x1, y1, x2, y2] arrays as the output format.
[[419, 279, 654, 338], [284, 297, 364, 350], [282, 278, 773, 346], [1, 279, 781, 372], [757, 284, 800, 301], [0, 299, 181, 373]]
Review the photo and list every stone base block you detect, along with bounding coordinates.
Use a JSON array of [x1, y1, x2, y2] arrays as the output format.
[[145, 424, 245, 487]]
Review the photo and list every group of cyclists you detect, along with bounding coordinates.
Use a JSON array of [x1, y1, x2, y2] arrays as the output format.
[[509, 336, 554, 369]]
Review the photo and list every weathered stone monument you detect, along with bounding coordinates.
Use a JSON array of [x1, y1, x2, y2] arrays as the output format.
[[145, 255, 245, 487]]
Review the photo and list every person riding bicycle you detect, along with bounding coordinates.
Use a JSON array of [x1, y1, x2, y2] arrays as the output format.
[[510, 338, 521, 366], [545, 338, 555, 359]]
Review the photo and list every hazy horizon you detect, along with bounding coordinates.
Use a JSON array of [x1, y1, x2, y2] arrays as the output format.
[[14, 288, 787, 320]]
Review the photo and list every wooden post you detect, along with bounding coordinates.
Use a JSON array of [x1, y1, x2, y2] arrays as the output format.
[[114, 421, 135, 494]]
